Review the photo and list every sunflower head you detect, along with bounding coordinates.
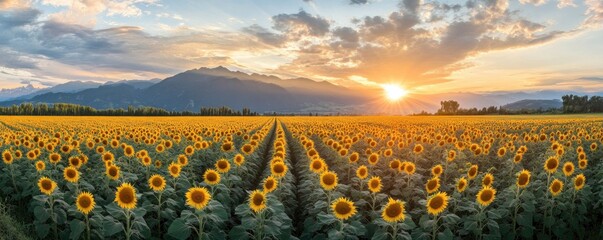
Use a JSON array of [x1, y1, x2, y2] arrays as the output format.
[[234, 154, 245, 166], [562, 162, 575, 177], [186, 187, 211, 210], [270, 161, 288, 178], [549, 179, 563, 197], [482, 173, 494, 187], [404, 162, 416, 175], [309, 158, 326, 174], [177, 154, 188, 166], [35, 160, 46, 172], [69, 157, 81, 168], [368, 176, 382, 193], [431, 164, 443, 177], [149, 174, 166, 192], [203, 169, 221, 185], [184, 145, 195, 156], [544, 156, 559, 174], [425, 177, 440, 194], [106, 165, 120, 180], [263, 176, 278, 193], [382, 198, 405, 223], [49, 153, 61, 164], [63, 166, 80, 183], [249, 190, 266, 213], [168, 163, 181, 178], [574, 174, 585, 190], [476, 186, 497, 207], [456, 177, 467, 193], [124, 145, 135, 157], [221, 142, 233, 152], [215, 159, 231, 173], [102, 152, 114, 162], [467, 165, 478, 180], [115, 183, 137, 210], [389, 159, 401, 171], [76, 192, 95, 215], [331, 197, 357, 220], [348, 152, 359, 163], [578, 159, 587, 169], [426, 192, 448, 216], [513, 154, 523, 164], [413, 144, 424, 154], [356, 165, 368, 179], [368, 153, 379, 165], [38, 177, 57, 195], [241, 144, 254, 155], [320, 171, 338, 191], [516, 169, 531, 188]]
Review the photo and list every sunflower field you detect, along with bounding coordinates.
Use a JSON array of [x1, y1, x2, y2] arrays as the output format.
[[0, 115, 602, 240]]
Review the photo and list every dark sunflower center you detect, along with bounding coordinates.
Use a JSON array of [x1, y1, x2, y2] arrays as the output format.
[[109, 167, 118, 176], [207, 173, 217, 182], [518, 174, 529, 185], [429, 196, 443, 209], [252, 193, 264, 206], [547, 160, 558, 170], [265, 180, 274, 189], [480, 190, 493, 202], [552, 182, 561, 192], [312, 161, 322, 170], [41, 180, 52, 190], [370, 180, 379, 188], [170, 166, 179, 174], [335, 202, 351, 215], [152, 177, 163, 187], [322, 174, 335, 185], [218, 161, 228, 169], [191, 190, 205, 204], [385, 203, 402, 218], [274, 164, 284, 173], [79, 196, 91, 208], [119, 188, 134, 204], [66, 169, 76, 178], [469, 168, 477, 176], [483, 177, 492, 186], [575, 178, 584, 186], [427, 180, 437, 190]]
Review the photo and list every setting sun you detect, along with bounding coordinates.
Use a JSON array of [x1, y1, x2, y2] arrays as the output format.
[[382, 84, 407, 101]]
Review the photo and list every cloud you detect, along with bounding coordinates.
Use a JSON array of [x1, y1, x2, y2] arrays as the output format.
[[577, 76, 603, 81], [557, 0, 576, 8], [350, 0, 369, 5], [518, 0, 547, 6], [0, 0, 29, 9], [0, 7, 39, 27], [272, 10, 330, 37], [583, 0, 603, 28], [20, 79, 55, 86], [242, 24, 286, 46], [41, 0, 158, 26]]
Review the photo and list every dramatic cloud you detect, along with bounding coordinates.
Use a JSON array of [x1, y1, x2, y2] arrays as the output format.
[[0, 0, 29, 9], [583, 0, 603, 28], [41, 0, 158, 26], [350, 0, 370, 5], [557, 0, 576, 8], [518, 0, 547, 6], [272, 10, 330, 37]]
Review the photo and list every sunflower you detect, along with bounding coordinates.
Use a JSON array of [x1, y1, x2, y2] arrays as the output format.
[[148, 174, 166, 192], [456, 177, 467, 193], [467, 165, 478, 180], [574, 174, 585, 190], [69, 157, 81, 168], [516, 170, 531, 188], [221, 142, 233, 152], [168, 163, 181, 178], [381, 198, 405, 223], [562, 162, 575, 177], [431, 165, 443, 177], [106, 165, 120, 180], [544, 156, 559, 174], [263, 176, 278, 193], [63, 166, 79, 183], [124, 145, 135, 157], [241, 144, 254, 155], [155, 160, 162, 168], [310, 158, 326, 174], [102, 152, 114, 162], [35, 160, 46, 172], [177, 154, 188, 166], [76, 192, 95, 215], [184, 146, 195, 156], [578, 159, 587, 169], [185, 187, 211, 210], [38, 177, 57, 195], [46, 152, 59, 164], [249, 190, 266, 213], [426, 192, 448, 216], [404, 162, 416, 175], [389, 159, 401, 171], [425, 177, 440, 194], [234, 154, 245, 167], [320, 171, 338, 191], [331, 197, 357, 220], [368, 153, 379, 165], [215, 159, 231, 173], [270, 161, 288, 178], [141, 156, 152, 166], [413, 144, 424, 154], [368, 176, 382, 193], [497, 147, 506, 157], [115, 183, 137, 210], [482, 173, 494, 187], [549, 179, 563, 197], [476, 186, 496, 207], [348, 152, 359, 163], [156, 144, 165, 153], [356, 165, 368, 179], [513, 154, 523, 164], [26, 150, 37, 160], [203, 169, 221, 185], [447, 150, 456, 162]]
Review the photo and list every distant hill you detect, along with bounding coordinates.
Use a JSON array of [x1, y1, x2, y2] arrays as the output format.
[[17, 81, 103, 100], [501, 99, 563, 111], [0, 84, 39, 101]]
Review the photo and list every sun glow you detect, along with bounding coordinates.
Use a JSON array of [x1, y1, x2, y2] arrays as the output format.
[[382, 84, 407, 101]]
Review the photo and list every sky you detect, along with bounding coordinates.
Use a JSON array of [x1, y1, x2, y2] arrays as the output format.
[[0, 0, 602, 94]]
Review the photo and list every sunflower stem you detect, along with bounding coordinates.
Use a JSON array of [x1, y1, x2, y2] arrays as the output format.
[[431, 214, 438, 240], [339, 219, 344, 232], [196, 213, 205, 240], [391, 222, 398, 240], [157, 191, 163, 238], [124, 209, 132, 240], [85, 214, 91, 240], [49, 195, 58, 240], [512, 187, 521, 236]]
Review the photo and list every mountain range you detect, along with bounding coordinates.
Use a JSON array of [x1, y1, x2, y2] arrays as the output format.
[[0, 66, 597, 114]]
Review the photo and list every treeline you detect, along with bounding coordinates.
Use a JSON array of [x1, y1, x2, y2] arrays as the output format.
[[429, 100, 559, 116], [0, 103, 258, 116], [562, 95, 603, 113]]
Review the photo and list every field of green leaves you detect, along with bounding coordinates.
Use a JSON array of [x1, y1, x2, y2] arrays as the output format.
[[0, 115, 602, 239]]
